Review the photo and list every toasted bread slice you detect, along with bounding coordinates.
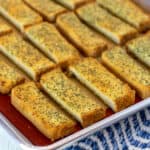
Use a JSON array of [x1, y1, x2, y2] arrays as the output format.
[[0, 0, 42, 32], [25, 22, 80, 66], [11, 82, 77, 141], [40, 68, 107, 127], [0, 53, 30, 81], [0, 17, 12, 35], [101, 46, 150, 99], [23, 0, 67, 22], [0, 59, 24, 94], [0, 33, 55, 81], [69, 57, 135, 112], [126, 32, 150, 67], [97, 0, 150, 31], [56, 12, 108, 57], [76, 3, 137, 44], [54, 0, 92, 10]]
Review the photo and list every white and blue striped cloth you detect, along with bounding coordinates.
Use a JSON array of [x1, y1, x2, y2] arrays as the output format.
[[64, 106, 150, 150]]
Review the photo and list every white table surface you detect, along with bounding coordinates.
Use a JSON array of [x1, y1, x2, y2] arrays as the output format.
[[0, 125, 21, 150]]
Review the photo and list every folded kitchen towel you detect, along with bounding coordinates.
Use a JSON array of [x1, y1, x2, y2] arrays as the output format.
[[64, 106, 150, 150]]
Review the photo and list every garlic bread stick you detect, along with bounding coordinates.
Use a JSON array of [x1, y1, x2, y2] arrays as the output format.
[[126, 32, 150, 67], [76, 3, 137, 44], [25, 22, 80, 66], [0, 33, 55, 81], [11, 82, 77, 141], [40, 68, 107, 127], [56, 12, 108, 57], [101, 46, 150, 98], [0, 0, 42, 32], [0, 59, 24, 94], [69, 57, 135, 112], [24, 0, 67, 22], [97, 0, 150, 31]]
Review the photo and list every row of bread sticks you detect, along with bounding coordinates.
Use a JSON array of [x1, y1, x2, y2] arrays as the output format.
[[8, 52, 150, 141], [0, 0, 93, 32], [0, 0, 107, 141], [0, 0, 149, 58], [0, 11, 149, 81], [1, 21, 149, 93], [0, 44, 149, 140], [0, 0, 150, 142], [1, 52, 150, 141], [0, 21, 149, 96], [0, 0, 150, 44], [0, 1, 112, 58]]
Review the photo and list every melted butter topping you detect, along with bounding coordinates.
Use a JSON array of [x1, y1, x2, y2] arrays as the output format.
[[77, 3, 136, 35], [0, 0, 42, 27], [0, 33, 54, 73], [103, 47, 150, 86], [41, 69, 103, 114], [14, 82, 75, 126], [26, 22, 80, 63], [70, 58, 130, 100]]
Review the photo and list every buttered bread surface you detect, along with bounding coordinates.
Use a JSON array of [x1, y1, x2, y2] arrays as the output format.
[[0, 0, 149, 142]]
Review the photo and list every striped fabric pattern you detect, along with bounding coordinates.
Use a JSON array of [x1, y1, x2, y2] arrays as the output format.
[[64, 106, 150, 150]]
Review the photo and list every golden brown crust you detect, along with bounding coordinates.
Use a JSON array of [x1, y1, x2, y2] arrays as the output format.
[[117, 30, 138, 45], [114, 85, 135, 111], [97, 0, 150, 32], [138, 18, 150, 32], [101, 47, 150, 99], [0, 0, 43, 32], [76, 3, 138, 44], [70, 77, 107, 126], [81, 107, 106, 127], [126, 32, 150, 67], [0, 60, 25, 94], [0, 17, 12, 35], [0, 33, 55, 81], [25, 22, 81, 67], [11, 82, 77, 141], [56, 12, 108, 57], [40, 68, 107, 127], [23, 0, 67, 22], [0, 77, 24, 94], [69, 57, 135, 112], [55, 0, 93, 10]]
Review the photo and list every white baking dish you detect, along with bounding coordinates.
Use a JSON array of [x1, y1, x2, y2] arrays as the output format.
[[0, 98, 149, 150], [0, 1, 150, 150]]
